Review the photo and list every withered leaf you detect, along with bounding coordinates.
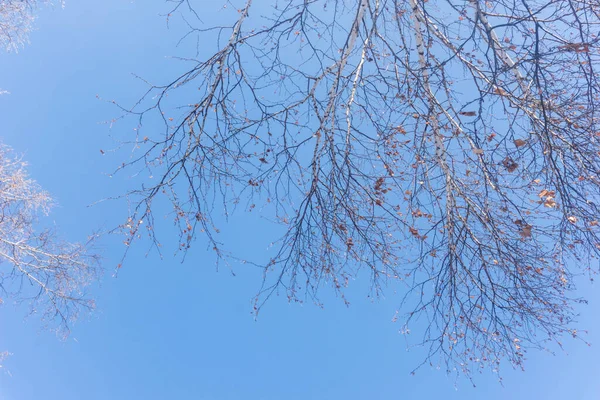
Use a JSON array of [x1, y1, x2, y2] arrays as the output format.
[[394, 126, 407, 134], [459, 111, 477, 117], [412, 209, 425, 218], [502, 157, 518, 172], [538, 189, 556, 198], [514, 139, 527, 147], [520, 224, 533, 238], [544, 198, 557, 208], [558, 43, 590, 53]]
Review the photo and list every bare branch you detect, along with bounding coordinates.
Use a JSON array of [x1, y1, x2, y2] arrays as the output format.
[[0, 144, 100, 336], [111, 0, 600, 377]]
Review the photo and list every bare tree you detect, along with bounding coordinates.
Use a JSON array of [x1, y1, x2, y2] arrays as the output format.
[[112, 0, 600, 377], [0, 0, 57, 52], [0, 143, 99, 336]]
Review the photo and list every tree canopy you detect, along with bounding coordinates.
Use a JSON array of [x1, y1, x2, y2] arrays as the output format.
[[112, 0, 600, 376], [0, 144, 99, 336], [2, 0, 600, 386], [0, 0, 56, 52]]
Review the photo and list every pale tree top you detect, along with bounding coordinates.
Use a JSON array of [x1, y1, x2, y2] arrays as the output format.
[[0, 0, 61, 53], [0, 143, 100, 337]]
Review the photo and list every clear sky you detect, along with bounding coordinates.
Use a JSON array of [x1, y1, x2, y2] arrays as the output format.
[[0, 1, 599, 399]]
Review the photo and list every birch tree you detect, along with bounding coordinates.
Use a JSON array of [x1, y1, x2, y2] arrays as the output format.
[[113, 0, 600, 376], [0, 0, 57, 52], [0, 144, 99, 336]]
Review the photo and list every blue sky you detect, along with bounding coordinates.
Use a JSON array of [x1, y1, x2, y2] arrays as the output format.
[[0, 1, 599, 399]]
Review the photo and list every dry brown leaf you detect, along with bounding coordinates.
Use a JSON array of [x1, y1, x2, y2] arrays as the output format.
[[544, 198, 557, 208], [514, 139, 527, 147], [409, 227, 420, 238], [519, 224, 533, 238], [502, 157, 518, 172], [538, 189, 555, 198], [394, 126, 407, 134]]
